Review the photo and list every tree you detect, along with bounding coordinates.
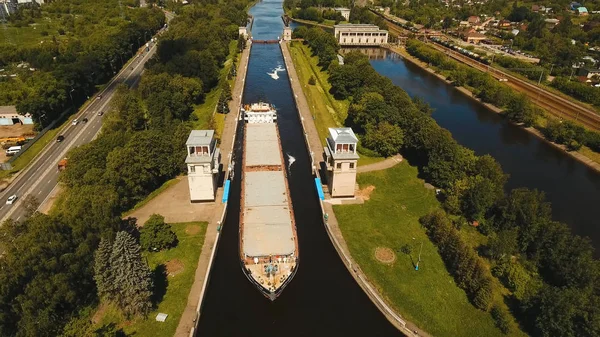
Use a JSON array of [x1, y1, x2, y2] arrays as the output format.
[[22, 194, 40, 218], [487, 229, 518, 261], [110, 231, 153, 317], [94, 238, 114, 300], [362, 122, 404, 157], [491, 305, 513, 334], [140, 214, 177, 251]]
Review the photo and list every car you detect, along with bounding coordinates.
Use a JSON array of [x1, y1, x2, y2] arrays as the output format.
[[72, 119, 79, 126], [6, 194, 17, 205], [498, 78, 509, 82], [98, 111, 104, 116], [96, 95, 102, 100], [82, 117, 88, 123], [56, 135, 65, 143]]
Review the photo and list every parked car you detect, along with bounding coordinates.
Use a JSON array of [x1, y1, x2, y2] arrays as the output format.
[[97, 111, 104, 116], [82, 117, 88, 123], [72, 119, 79, 126], [56, 135, 65, 143], [6, 194, 17, 205]]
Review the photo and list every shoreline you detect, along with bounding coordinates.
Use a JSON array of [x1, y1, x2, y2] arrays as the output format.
[[281, 40, 422, 337], [385, 45, 600, 174]]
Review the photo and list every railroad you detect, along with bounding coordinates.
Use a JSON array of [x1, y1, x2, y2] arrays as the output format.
[[382, 19, 600, 131]]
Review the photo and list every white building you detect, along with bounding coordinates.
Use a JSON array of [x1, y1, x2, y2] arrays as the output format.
[[333, 24, 388, 46], [333, 7, 351, 21], [323, 127, 359, 197], [239, 26, 248, 39], [283, 26, 292, 41], [186, 130, 220, 202]]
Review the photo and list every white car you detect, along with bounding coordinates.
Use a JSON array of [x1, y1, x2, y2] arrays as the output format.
[[72, 119, 79, 125], [6, 194, 17, 205]]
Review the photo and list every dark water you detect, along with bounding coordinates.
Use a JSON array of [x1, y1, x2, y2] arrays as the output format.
[[195, 1, 401, 336], [366, 49, 600, 249]]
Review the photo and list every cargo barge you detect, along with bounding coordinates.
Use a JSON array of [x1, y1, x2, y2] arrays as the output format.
[[239, 102, 299, 301]]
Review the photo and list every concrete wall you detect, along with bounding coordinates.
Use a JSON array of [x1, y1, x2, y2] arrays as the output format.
[[188, 172, 216, 201]]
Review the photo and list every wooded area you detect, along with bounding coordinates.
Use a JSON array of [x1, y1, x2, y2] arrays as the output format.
[[0, 0, 248, 335], [297, 25, 600, 337]]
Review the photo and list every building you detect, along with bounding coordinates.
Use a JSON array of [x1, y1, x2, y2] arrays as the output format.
[[467, 16, 480, 25], [459, 28, 487, 44], [576, 6, 588, 15], [333, 24, 388, 46], [239, 26, 248, 38], [282, 26, 292, 41], [531, 4, 546, 12], [333, 7, 351, 21], [323, 127, 359, 198], [578, 68, 600, 79], [545, 18, 560, 29], [570, 1, 582, 10], [498, 19, 512, 28], [0, 106, 33, 125], [186, 130, 220, 202]]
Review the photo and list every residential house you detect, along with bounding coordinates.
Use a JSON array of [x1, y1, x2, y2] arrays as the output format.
[[576, 6, 588, 15], [570, 1, 582, 10], [333, 7, 351, 21], [545, 18, 560, 29], [467, 16, 480, 25], [459, 28, 487, 44], [498, 19, 512, 28], [531, 4, 546, 12]]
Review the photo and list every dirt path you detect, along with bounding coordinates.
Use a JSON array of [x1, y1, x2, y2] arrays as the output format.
[[357, 154, 403, 173]]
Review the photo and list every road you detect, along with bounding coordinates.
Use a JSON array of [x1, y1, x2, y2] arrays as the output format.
[[0, 37, 159, 223]]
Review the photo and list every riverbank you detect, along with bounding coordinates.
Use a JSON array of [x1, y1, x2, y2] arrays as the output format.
[[387, 45, 600, 174], [281, 40, 422, 337]]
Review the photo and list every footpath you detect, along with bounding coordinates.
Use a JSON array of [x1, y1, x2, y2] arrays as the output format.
[[173, 43, 251, 337], [358, 154, 403, 173], [280, 41, 427, 337]]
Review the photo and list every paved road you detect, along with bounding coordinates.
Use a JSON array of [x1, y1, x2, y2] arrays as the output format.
[[0, 39, 159, 223]]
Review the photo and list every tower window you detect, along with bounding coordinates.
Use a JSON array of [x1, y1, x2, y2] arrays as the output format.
[[350, 163, 355, 169], [336, 163, 342, 169]]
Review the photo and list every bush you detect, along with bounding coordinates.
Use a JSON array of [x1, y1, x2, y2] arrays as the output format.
[[140, 214, 178, 251], [491, 305, 512, 334], [308, 75, 316, 85]]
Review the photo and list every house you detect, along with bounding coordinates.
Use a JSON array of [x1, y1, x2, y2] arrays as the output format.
[[570, 1, 582, 10], [498, 19, 512, 28], [545, 18, 560, 29], [578, 68, 600, 79], [333, 7, 351, 21], [531, 4, 546, 12], [459, 20, 470, 27], [467, 15, 480, 25], [459, 28, 487, 44], [576, 6, 588, 15]]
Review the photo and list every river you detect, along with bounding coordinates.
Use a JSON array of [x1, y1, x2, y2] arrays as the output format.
[[195, 1, 402, 336], [355, 48, 600, 249]]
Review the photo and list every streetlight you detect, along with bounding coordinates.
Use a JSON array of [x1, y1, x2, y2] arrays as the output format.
[[68, 88, 76, 111], [38, 113, 46, 129]]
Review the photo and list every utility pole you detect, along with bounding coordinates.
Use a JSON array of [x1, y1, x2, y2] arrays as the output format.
[[415, 241, 423, 271]]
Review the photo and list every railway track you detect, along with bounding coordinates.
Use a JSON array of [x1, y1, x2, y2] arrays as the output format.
[[383, 19, 600, 131]]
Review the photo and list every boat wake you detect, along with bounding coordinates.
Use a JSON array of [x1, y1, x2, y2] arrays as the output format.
[[267, 65, 286, 80]]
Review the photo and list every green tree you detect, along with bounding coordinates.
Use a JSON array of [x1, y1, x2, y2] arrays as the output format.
[[140, 214, 177, 251], [94, 238, 114, 300], [491, 305, 513, 334], [110, 231, 153, 318], [362, 122, 404, 157]]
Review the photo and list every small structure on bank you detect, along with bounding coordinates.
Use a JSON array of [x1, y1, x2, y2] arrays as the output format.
[[333, 24, 388, 46], [333, 7, 351, 21], [239, 26, 248, 38], [323, 127, 359, 197], [283, 26, 292, 41], [186, 130, 220, 202]]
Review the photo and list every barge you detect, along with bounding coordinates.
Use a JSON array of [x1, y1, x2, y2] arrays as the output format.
[[239, 102, 299, 301]]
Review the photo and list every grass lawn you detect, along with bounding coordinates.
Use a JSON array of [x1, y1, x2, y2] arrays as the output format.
[[92, 221, 207, 336], [288, 42, 384, 165], [333, 162, 527, 337], [0, 20, 68, 48]]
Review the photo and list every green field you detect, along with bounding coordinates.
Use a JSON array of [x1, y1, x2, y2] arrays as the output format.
[[334, 163, 527, 337], [92, 221, 207, 336], [0, 21, 68, 48]]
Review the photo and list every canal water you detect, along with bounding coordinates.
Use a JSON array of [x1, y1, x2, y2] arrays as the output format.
[[195, 1, 402, 336], [362, 48, 600, 249]]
